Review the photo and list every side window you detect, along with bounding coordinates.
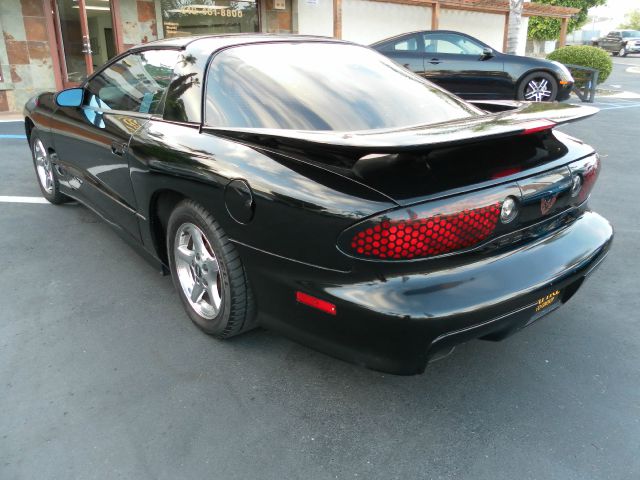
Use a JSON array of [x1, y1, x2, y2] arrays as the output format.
[[84, 50, 179, 114], [425, 34, 485, 55], [393, 37, 419, 52]]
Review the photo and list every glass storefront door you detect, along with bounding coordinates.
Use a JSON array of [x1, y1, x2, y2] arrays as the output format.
[[160, 0, 260, 37], [55, 0, 118, 86]]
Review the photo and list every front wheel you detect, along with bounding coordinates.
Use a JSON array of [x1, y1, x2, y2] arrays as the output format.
[[30, 133, 69, 204], [619, 46, 627, 57], [167, 199, 255, 338], [517, 72, 558, 102]]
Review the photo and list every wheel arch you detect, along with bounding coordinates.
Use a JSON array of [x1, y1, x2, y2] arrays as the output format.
[[24, 117, 34, 144], [148, 188, 189, 267], [516, 68, 560, 89]]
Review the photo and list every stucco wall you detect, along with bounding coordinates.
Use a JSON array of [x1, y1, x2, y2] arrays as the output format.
[[341, 0, 431, 45], [438, 9, 504, 51], [297, 0, 334, 37]]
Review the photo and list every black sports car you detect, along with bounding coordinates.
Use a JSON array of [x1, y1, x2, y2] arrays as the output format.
[[24, 35, 612, 375], [372, 30, 575, 102]]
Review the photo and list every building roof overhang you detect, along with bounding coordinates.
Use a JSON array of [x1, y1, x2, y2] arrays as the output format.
[[368, 0, 580, 19]]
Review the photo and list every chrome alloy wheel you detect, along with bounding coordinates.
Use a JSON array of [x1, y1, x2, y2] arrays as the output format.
[[33, 139, 54, 194], [174, 222, 223, 319], [524, 78, 552, 102]]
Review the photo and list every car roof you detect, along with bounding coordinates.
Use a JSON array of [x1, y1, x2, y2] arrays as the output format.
[[137, 34, 349, 52]]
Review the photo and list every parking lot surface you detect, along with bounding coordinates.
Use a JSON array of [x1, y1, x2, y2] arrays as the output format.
[[1, 61, 639, 480]]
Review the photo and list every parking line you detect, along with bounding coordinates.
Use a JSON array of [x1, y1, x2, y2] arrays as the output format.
[[0, 134, 27, 139], [0, 196, 49, 204], [598, 103, 640, 111]]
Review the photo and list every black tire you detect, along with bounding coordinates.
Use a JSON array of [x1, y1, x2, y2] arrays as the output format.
[[30, 132, 69, 204], [619, 46, 627, 57], [167, 199, 255, 338], [517, 71, 558, 102]]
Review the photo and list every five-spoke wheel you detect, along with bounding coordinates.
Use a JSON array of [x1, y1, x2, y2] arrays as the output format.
[[34, 139, 54, 194], [167, 199, 254, 337], [174, 222, 223, 319], [517, 72, 558, 102], [30, 133, 68, 204]]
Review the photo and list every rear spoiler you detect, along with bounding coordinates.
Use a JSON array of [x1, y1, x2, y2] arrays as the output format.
[[204, 102, 598, 153]]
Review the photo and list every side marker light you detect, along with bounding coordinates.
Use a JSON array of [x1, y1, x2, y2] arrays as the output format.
[[296, 291, 337, 316]]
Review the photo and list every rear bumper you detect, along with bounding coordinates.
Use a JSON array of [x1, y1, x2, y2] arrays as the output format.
[[238, 211, 613, 375]]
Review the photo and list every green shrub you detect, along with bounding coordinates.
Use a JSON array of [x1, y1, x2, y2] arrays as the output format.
[[547, 45, 612, 85]]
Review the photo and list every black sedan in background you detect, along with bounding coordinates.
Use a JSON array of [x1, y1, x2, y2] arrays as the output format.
[[372, 30, 574, 102], [25, 35, 611, 374]]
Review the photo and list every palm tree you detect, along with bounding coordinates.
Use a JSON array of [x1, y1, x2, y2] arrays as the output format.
[[507, 0, 525, 54]]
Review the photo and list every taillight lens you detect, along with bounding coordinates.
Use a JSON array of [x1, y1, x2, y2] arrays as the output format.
[[340, 185, 519, 261], [349, 204, 500, 259]]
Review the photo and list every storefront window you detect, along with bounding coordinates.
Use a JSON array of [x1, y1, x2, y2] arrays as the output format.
[[160, 0, 259, 37]]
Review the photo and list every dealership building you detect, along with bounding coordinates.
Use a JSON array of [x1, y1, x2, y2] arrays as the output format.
[[0, 0, 576, 113]]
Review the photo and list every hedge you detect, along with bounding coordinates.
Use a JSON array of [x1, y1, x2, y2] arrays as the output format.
[[547, 45, 612, 85]]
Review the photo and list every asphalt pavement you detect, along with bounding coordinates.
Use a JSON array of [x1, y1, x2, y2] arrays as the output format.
[[1, 61, 639, 480]]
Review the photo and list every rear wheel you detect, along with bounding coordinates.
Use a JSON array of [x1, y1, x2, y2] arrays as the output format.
[[619, 46, 627, 57], [167, 199, 254, 338], [30, 133, 68, 204], [517, 72, 558, 102]]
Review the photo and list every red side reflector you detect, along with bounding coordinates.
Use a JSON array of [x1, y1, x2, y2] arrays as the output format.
[[519, 120, 556, 136], [296, 291, 336, 315]]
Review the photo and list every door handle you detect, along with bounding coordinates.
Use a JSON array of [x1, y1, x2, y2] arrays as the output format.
[[111, 141, 127, 156], [429, 58, 441, 65]]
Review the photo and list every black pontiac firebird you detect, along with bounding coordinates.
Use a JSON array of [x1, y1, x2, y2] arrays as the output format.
[[24, 35, 612, 375]]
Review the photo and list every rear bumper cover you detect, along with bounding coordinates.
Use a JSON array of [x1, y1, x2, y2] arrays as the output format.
[[238, 211, 613, 375]]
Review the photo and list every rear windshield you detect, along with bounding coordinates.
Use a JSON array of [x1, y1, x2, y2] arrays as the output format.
[[204, 42, 479, 131]]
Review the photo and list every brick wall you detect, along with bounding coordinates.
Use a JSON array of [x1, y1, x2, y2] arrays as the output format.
[[0, 0, 57, 112]]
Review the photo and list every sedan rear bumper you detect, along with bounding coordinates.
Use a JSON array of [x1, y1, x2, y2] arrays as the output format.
[[237, 211, 613, 375], [557, 81, 574, 101]]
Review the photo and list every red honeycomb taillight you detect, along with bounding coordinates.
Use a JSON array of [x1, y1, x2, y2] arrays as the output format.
[[347, 203, 502, 260]]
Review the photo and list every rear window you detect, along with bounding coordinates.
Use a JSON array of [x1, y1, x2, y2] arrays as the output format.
[[204, 42, 479, 131]]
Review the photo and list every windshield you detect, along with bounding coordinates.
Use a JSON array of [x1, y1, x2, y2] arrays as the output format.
[[205, 42, 480, 131], [622, 31, 640, 37]]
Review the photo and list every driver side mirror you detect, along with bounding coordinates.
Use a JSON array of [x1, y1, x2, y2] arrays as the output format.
[[55, 88, 84, 107], [481, 47, 495, 60]]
